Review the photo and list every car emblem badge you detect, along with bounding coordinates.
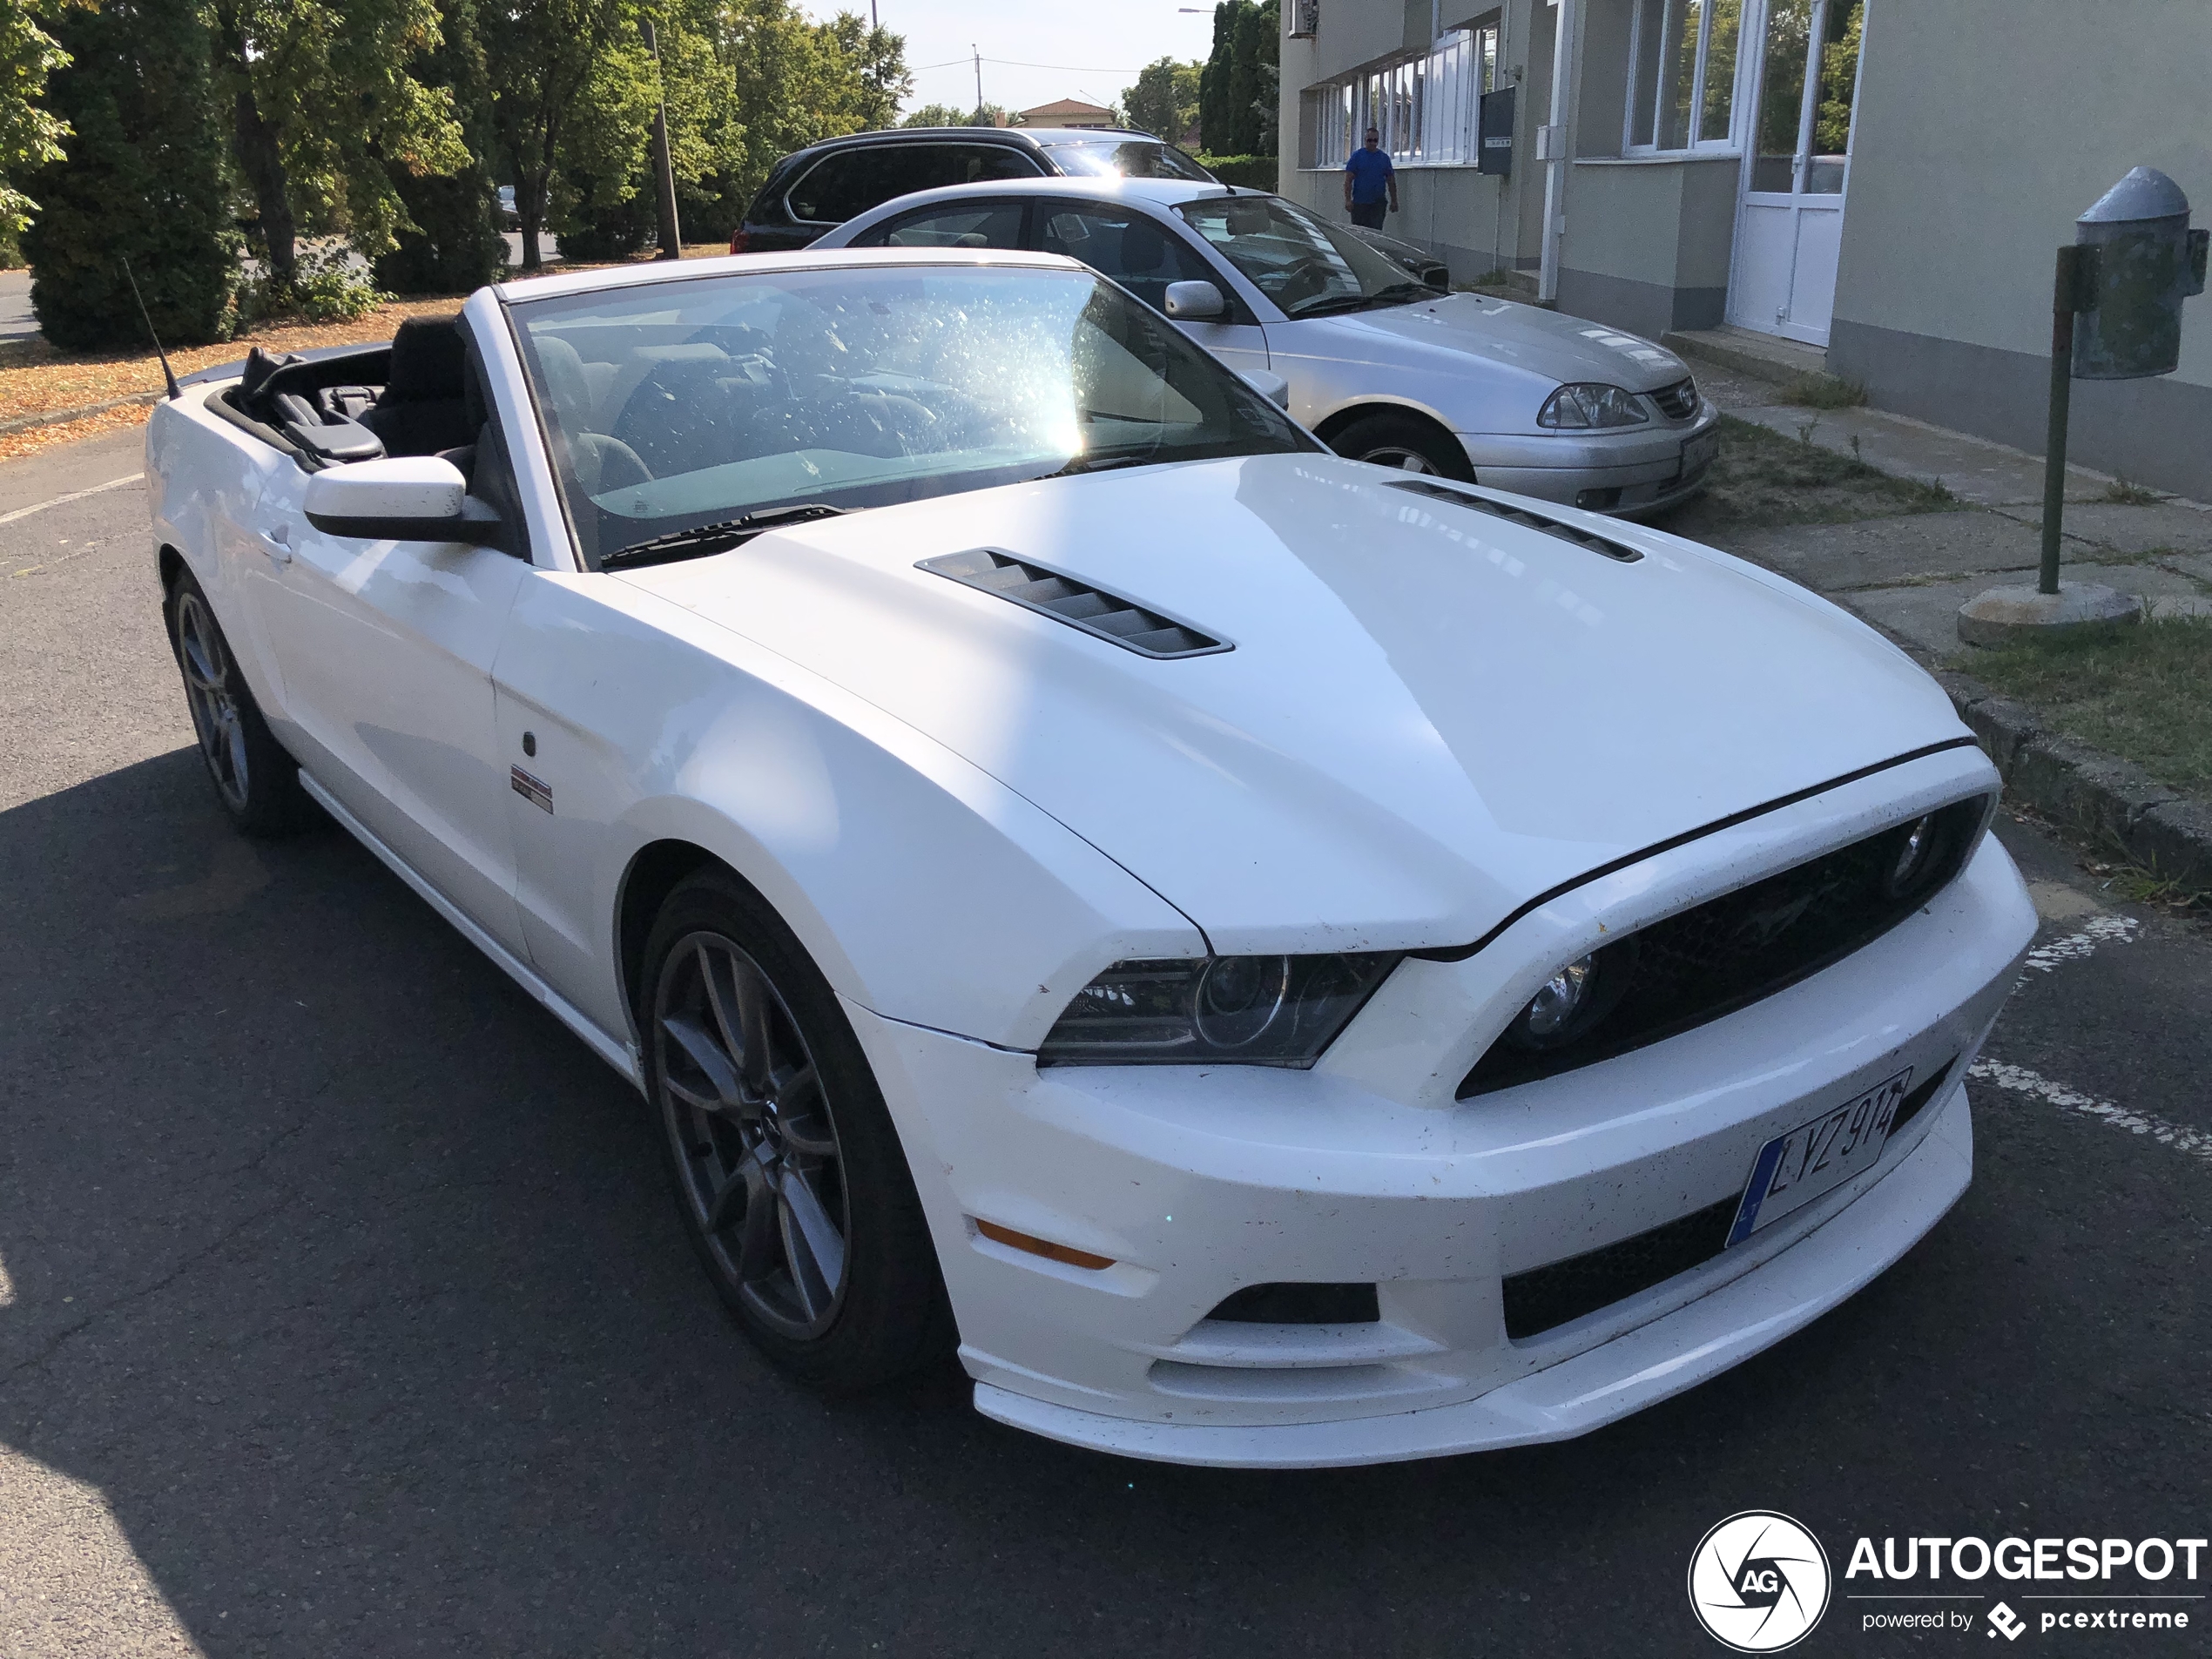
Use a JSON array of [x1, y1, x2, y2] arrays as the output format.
[[510, 765, 553, 813]]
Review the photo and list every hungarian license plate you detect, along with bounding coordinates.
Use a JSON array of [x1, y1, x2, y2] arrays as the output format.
[[1681, 428, 1722, 477], [1726, 1067, 1913, 1246]]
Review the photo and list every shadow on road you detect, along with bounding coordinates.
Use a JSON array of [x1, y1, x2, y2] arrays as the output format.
[[0, 749, 2201, 1656]]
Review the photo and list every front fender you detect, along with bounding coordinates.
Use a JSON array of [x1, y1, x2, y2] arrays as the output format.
[[492, 570, 1205, 1054]]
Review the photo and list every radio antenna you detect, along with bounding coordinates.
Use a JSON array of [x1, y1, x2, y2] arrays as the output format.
[[119, 257, 183, 401]]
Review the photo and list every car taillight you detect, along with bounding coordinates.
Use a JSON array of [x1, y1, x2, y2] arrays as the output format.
[[729, 229, 749, 255]]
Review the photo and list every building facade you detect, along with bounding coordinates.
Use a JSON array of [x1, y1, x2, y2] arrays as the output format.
[[1017, 98, 1120, 131], [1279, 2, 2212, 497]]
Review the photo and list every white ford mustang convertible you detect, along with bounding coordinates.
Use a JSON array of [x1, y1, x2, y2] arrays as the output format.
[[148, 248, 2036, 1467]]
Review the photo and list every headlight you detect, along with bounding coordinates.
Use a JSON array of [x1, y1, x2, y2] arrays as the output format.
[[1038, 953, 1403, 1067], [1499, 943, 1635, 1052], [1537, 383, 1650, 428]]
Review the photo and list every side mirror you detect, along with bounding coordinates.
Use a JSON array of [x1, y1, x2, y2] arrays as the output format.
[[304, 455, 482, 543], [1163, 280, 1227, 320], [1240, 368, 1291, 410]]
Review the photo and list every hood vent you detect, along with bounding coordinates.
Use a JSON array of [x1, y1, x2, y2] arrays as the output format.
[[919, 548, 1231, 659], [1387, 478, 1644, 564]]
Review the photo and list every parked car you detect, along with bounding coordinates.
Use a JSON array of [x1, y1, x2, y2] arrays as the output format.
[[730, 125, 1448, 288], [149, 247, 2033, 1467], [496, 185, 518, 229], [820, 177, 1722, 513]]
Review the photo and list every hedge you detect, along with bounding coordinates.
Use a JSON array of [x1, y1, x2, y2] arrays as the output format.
[[1194, 152, 1279, 192]]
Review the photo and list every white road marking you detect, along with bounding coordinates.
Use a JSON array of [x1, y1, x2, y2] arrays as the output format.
[[1971, 1059, 2212, 1164], [2020, 912, 2139, 980], [0, 471, 143, 527]]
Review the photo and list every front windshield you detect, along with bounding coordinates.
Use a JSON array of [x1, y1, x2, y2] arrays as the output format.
[[511, 264, 1312, 566], [1178, 194, 1433, 318], [1042, 139, 1214, 182]]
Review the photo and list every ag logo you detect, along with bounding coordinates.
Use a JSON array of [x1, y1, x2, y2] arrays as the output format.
[[1688, 1511, 1832, 1652]]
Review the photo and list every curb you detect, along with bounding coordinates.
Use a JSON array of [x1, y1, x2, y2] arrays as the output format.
[[1932, 667, 2212, 892], [0, 390, 163, 438]]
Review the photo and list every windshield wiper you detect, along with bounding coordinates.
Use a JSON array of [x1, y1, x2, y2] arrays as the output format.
[[1290, 281, 1434, 319], [1044, 449, 1151, 478], [600, 502, 849, 569]]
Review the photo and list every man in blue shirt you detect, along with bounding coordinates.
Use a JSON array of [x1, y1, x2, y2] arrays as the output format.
[[1343, 128, 1397, 229]]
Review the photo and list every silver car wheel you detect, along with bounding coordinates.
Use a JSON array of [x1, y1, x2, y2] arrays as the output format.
[[175, 590, 251, 812], [1360, 445, 1440, 475], [656, 931, 850, 1341]]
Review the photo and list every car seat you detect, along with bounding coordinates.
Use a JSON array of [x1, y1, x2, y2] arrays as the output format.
[[361, 318, 475, 456]]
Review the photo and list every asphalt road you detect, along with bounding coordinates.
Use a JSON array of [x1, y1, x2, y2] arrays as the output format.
[[1, 427, 2207, 1657]]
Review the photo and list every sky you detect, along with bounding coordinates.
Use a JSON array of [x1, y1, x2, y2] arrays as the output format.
[[837, 1, 1219, 120]]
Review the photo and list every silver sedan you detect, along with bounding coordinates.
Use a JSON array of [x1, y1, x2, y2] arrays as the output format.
[[818, 177, 1721, 515]]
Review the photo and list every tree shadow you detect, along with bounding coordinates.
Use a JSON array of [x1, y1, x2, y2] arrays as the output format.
[[0, 748, 2193, 1657]]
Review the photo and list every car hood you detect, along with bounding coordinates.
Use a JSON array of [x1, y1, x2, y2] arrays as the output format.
[[620, 455, 1967, 954], [1291, 293, 1690, 393]]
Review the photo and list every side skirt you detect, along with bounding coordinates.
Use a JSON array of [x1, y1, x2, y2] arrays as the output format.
[[295, 768, 644, 1091]]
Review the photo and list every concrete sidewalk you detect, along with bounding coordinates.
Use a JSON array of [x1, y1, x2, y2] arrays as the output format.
[[1684, 359, 2212, 661]]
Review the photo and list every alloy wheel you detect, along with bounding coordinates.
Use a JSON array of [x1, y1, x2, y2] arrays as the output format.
[[655, 933, 850, 1339], [1360, 445, 1440, 475], [175, 590, 251, 812]]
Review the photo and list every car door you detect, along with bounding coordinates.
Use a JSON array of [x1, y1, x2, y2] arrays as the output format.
[[247, 373, 531, 958], [1029, 201, 1270, 378]]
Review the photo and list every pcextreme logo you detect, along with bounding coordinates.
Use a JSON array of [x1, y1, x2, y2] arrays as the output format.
[[1688, 1511, 1833, 1652]]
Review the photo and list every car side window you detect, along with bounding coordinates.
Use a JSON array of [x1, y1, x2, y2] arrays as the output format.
[[865, 201, 1028, 250], [1036, 205, 1236, 318], [934, 145, 1043, 187], [788, 147, 935, 224]]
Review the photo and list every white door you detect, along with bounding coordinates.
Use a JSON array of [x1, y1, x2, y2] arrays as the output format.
[[252, 469, 533, 956], [1728, 0, 1864, 347]]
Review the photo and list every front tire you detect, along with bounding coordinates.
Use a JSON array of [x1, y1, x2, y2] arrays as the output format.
[[165, 567, 319, 836], [1330, 412, 1476, 482], [641, 870, 948, 1390]]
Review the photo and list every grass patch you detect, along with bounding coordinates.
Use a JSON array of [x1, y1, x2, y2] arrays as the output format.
[[1653, 415, 1961, 536], [2101, 475, 2164, 505], [1964, 614, 2212, 797], [1777, 370, 1867, 408]]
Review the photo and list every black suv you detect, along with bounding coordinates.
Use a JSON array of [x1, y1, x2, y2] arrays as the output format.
[[732, 127, 1217, 254]]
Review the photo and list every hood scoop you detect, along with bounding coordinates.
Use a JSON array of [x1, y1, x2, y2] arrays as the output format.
[[1388, 478, 1643, 564], [919, 548, 1231, 660]]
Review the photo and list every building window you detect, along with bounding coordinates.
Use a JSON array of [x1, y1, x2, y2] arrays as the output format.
[[1305, 18, 1501, 171], [1623, 0, 1743, 152]]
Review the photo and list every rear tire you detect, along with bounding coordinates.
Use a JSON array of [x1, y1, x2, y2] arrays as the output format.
[[1330, 412, 1476, 482], [164, 566, 320, 836], [641, 869, 950, 1391]]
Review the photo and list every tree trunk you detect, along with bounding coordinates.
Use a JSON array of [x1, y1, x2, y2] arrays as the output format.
[[212, 7, 295, 287], [516, 167, 549, 272]]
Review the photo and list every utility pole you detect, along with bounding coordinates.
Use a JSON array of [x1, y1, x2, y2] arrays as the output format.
[[643, 17, 683, 260], [974, 45, 984, 122]]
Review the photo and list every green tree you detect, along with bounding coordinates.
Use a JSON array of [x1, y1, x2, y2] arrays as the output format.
[[211, 0, 470, 290], [900, 101, 967, 129], [1121, 57, 1200, 144], [1, 0, 74, 255], [375, 0, 506, 293], [712, 2, 903, 207], [483, 0, 637, 270], [1199, 0, 1277, 156], [25, 0, 241, 347]]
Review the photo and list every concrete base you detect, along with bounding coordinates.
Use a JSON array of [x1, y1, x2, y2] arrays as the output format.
[[1956, 581, 2144, 646]]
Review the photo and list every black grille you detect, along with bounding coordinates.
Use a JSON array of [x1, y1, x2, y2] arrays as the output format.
[[1504, 1196, 1737, 1339], [1387, 478, 1642, 563], [1206, 1282, 1379, 1325], [1460, 799, 1989, 1097], [1650, 377, 1699, 420], [1501, 1057, 1955, 1339], [918, 548, 1230, 659]]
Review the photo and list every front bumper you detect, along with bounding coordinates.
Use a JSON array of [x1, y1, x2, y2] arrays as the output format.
[[1460, 399, 1721, 515], [846, 827, 2033, 1468]]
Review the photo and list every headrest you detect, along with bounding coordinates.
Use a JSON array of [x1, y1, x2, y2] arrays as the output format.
[[382, 317, 467, 403], [1119, 219, 1168, 272], [529, 334, 595, 427]]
